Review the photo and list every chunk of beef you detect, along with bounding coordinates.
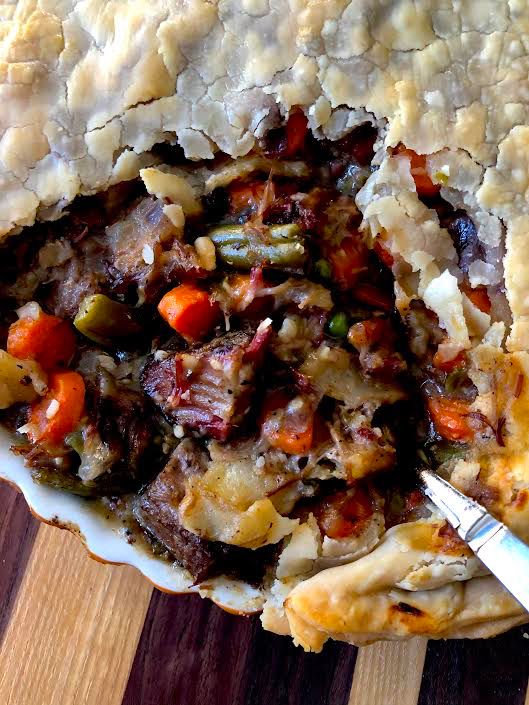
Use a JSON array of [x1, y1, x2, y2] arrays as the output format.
[[105, 197, 205, 302], [404, 300, 444, 359], [134, 439, 275, 583], [347, 317, 407, 379], [141, 327, 270, 441], [327, 409, 397, 481], [46, 197, 207, 317], [47, 237, 107, 318], [43, 187, 140, 317], [86, 382, 156, 482]]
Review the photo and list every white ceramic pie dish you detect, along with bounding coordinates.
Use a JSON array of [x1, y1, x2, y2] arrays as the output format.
[[0, 426, 263, 615]]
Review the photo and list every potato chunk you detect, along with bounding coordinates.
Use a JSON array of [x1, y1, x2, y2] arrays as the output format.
[[0, 350, 47, 409]]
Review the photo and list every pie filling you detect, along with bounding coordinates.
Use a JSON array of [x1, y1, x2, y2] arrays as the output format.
[[0, 114, 510, 586]]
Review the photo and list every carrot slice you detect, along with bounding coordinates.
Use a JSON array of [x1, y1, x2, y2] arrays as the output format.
[[7, 313, 76, 371], [229, 181, 266, 213], [158, 284, 220, 341], [328, 235, 368, 290], [433, 349, 467, 373], [347, 318, 389, 347], [373, 239, 394, 268], [351, 283, 393, 311], [284, 110, 308, 157], [462, 283, 491, 314], [28, 371, 85, 446], [270, 424, 313, 455], [261, 390, 314, 455], [317, 488, 374, 539], [264, 110, 308, 159], [427, 397, 473, 442], [396, 146, 440, 198]]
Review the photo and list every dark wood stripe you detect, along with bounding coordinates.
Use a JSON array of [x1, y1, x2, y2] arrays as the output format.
[[418, 627, 529, 705], [0, 483, 39, 641], [122, 591, 357, 705]]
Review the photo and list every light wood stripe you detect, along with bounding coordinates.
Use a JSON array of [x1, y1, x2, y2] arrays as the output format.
[[348, 638, 427, 705], [0, 524, 153, 705]]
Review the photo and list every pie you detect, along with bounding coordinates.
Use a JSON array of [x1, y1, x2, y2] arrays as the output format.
[[1, 0, 529, 651]]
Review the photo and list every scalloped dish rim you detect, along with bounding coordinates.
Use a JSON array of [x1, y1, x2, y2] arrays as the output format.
[[0, 426, 264, 616]]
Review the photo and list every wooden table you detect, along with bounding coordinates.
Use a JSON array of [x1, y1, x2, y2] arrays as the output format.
[[1, 482, 529, 705]]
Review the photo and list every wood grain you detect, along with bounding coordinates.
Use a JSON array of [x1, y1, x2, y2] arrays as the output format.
[[0, 524, 153, 705], [122, 590, 357, 705], [0, 484, 39, 642], [2, 489, 529, 705], [348, 639, 427, 705], [418, 628, 529, 705], [525, 665, 529, 705]]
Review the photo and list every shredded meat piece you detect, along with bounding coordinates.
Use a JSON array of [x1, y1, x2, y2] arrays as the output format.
[[327, 414, 396, 481], [262, 190, 327, 232], [106, 197, 205, 302], [37, 185, 142, 317], [47, 237, 108, 318], [85, 380, 155, 481], [262, 278, 334, 312], [348, 317, 406, 378], [271, 313, 326, 364], [404, 300, 444, 359], [134, 439, 275, 583], [141, 326, 270, 441], [466, 478, 499, 509]]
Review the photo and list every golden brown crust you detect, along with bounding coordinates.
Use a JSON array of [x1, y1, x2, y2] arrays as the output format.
[[284, 523, 524, 651]]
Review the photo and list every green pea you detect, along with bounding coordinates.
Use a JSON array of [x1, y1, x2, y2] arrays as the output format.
[[314, 258, 332, 280], [327, 311, 349, 338]]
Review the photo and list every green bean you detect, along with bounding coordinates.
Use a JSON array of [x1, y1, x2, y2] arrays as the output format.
[[207, 223, 306, 269], [426, 441, 468, 466], [74, 294, 142, 346], [65, 430, 84, 455], [31, 464, 138, 497], [31, 467, 104, 497]]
